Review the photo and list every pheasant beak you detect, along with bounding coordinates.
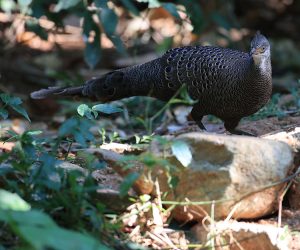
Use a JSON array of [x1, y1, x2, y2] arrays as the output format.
[[251, 47, 263, 55]]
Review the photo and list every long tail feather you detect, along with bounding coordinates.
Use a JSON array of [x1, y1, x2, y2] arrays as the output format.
[[30, 86, 84, 99]]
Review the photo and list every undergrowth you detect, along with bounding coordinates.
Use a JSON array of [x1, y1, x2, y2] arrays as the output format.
[[0, 90, 193, 249], [0, 94, 137, 248], [1, 82, 298, 249]]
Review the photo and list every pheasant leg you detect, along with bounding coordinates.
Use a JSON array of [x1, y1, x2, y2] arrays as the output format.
[[224, 119, 255, 136]]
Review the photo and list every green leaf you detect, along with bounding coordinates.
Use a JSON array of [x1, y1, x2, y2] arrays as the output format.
[[7, 96, 22, 105], [30, 1, 47, 18], [0, 93, 30, 121], [0, 189, 31, 211], [0, 94, 22, 105], [92, 110, 98, 118], [19, 226, 109, 250], [141, 154, 157, 167], [77, 104, 90, 116], [17, 0, 32, 12], [58, 117, 77, 136], [25, 20, 48, 40], [178, 1, 204, 34], [6, 130, 18, 137], [168, 175, 179, 189], [119, 0, 139, 15], [109, 36, 126, 54], [137, 0, 160, 8], [77, 104, 93, 119], [82, 14, 102, 68], [54, 0, 80, 12], [171, 140, 192, 167], [135, 135, 141, 144], [94, 0, 109, 8], [0, 210, 56, 226], [73, 131, 87, 146], [34, 153, 61, 190], [148, 0, 161, 8], [0, 108, 8, 119], [156, 36, 173, 53], [140, 194, 151, 203], [0, 210, 111, 250], [18, 0, 32, 6], [0, 93, 22, 105], [0, 93, 11, 104], [1, 0, 16, 13], [99, 7, 118, 36], [11, 104, 31, 121], [161, 3, 180, 19], [92, 104, 122, 114], [119, 172, 139, 197], [26, 130, 42, 136], [83, 14, 98, 36], [211, 12, 231, 30], [84, 38, 101, 69]]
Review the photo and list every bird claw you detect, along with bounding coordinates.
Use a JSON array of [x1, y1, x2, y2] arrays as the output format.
[[228, 129, 256, 136]]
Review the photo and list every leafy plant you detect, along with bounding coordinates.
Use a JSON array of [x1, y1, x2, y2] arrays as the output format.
[[134, 134, 153, 144], [77, 103, 122, 120], [0, 93, 30, 121], [0, 133, 115, 249], [0, 102, 121, 248], [0, 189, 31, 211], [141, 84, 197, 133], [1, 0, 235, 68], [119, 172, 140, 197], [116, 136, 191, 197], [58, 116, 95, 147], [0, 190, 111, 250], [248, 94, 285, 121], [288, 79, 300, 109]]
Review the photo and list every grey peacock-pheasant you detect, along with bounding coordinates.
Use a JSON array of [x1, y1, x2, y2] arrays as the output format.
[[31, 32, 272, 135]]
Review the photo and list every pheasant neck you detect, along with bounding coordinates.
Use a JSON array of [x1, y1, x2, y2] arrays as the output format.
[[252, 55, 271, 75]]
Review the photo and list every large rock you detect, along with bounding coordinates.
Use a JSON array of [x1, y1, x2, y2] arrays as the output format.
[[263, 127, 300, 209], [263, 127, 300, 161], [143, 133, 293, 222]]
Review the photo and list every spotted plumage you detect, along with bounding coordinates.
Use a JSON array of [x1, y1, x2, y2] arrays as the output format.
[[31, 32, 272, 134]]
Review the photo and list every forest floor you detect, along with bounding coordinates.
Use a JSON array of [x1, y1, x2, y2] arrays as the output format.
[[1, 13, 300, 249]]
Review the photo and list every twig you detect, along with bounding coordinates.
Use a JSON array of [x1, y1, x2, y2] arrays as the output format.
[[210, 200, 215, 250], [276, 176, 294, 245], [148, 84, 186, 133], [155, 178, 162, 210], [147, 231, 166, 246], [224, 202, 241, 222], [277, 180, 292, 229], [64, 139, 73, 160], [231, 234, 245, 250]]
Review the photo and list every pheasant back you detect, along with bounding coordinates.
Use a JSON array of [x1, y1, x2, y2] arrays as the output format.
[[31, 32, 272, 134]]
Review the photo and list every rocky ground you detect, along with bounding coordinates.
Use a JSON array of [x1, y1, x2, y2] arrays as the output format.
[[1, 109, 300, 249], [1, 8, 300, 249]]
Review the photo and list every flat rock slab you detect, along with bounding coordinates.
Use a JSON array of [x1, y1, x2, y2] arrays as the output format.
[[192, 220, 291, 250], [239, 116, 300, 137], [144, 133, 293, 221], [263, 127, 300, 162]]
